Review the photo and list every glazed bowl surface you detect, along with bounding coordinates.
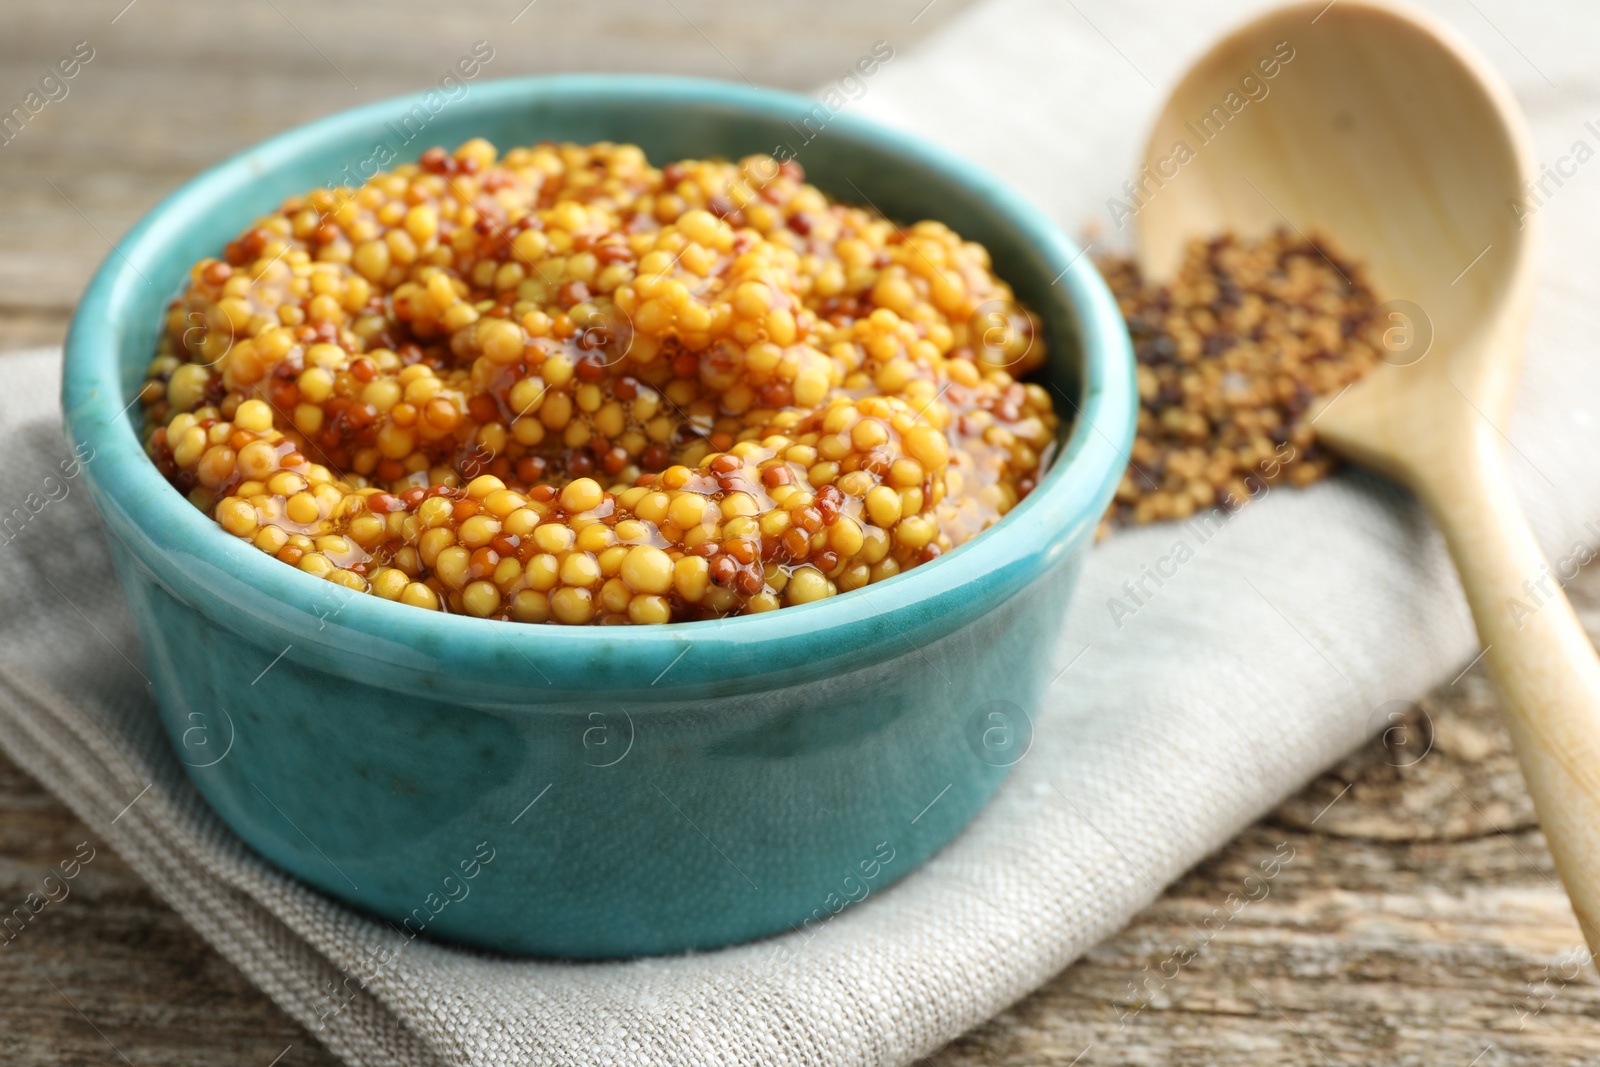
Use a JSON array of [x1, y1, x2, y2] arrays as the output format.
[[61, 74, 1135, 957]]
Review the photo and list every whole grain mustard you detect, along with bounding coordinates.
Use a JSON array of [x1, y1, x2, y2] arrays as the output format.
[[140, 139, 1058, 624]]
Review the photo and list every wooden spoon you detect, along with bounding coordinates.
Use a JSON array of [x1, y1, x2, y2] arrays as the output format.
[[1134, 0, 1600, 953]]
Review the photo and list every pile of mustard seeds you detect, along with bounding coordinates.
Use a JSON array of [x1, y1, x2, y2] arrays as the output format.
[[1095, 229, 1383, 533]]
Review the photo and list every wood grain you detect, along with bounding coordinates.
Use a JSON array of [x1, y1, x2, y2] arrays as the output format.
[[3, 2, 1597, 1065], [0, 0, 958, 350], [924, 574, 1600, 1066], [1134, 0, 1600, 970]]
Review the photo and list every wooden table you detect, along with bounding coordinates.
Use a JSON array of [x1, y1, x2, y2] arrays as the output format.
[[3, 2, 1596, 1063]]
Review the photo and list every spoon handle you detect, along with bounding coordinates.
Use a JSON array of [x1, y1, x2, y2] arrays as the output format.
[[1423, 440, 1600, 957]]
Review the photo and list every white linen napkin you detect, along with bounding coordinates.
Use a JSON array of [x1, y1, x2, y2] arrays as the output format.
[[4, 0, 1599, 1062]]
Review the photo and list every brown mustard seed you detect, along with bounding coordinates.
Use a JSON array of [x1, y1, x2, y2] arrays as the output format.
[[1095, 229, 1383, 535]]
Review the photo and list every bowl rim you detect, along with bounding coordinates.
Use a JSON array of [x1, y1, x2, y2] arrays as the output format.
[[61, 73, 1135, 697]]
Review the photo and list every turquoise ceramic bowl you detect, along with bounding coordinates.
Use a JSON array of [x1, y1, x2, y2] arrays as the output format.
[[61, 75, 1134, 958]]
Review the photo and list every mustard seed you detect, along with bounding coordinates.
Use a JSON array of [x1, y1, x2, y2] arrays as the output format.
[[1095, 229, 1382, 534], [142, 139, 1062, 624]]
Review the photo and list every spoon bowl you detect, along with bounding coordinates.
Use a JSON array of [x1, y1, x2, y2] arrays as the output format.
[[1136, 0, 1535, 471], [1137, 0, 1600, 954]]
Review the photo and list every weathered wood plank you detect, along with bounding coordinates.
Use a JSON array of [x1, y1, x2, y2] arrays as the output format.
[[5, 2, 1598, 1064], [0, 0, 945, 338], [921, 575, 1600, 1066]]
